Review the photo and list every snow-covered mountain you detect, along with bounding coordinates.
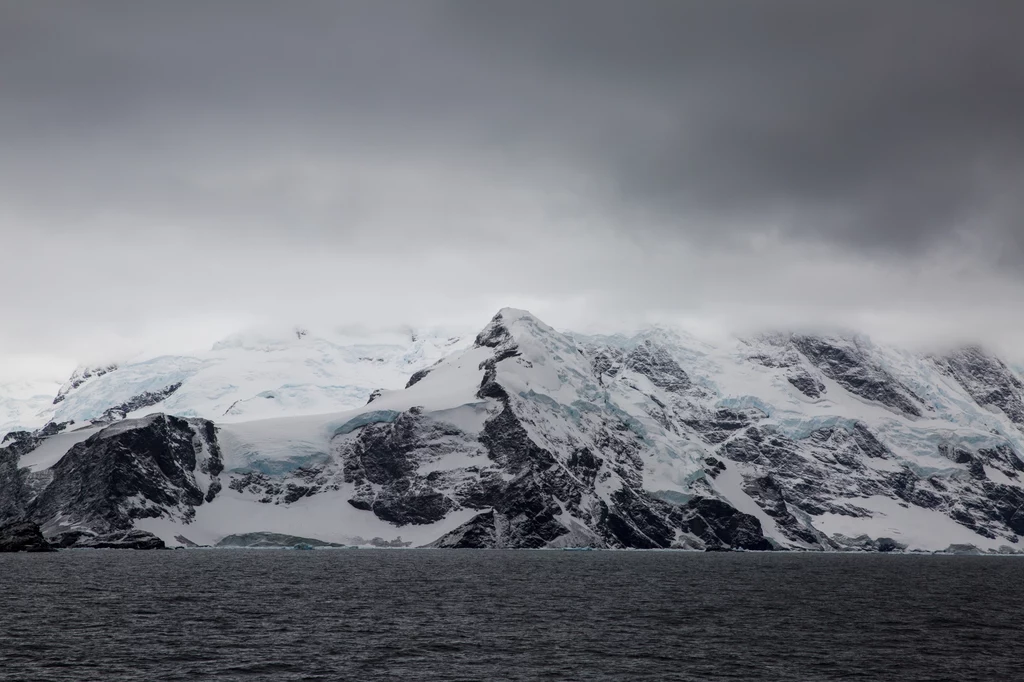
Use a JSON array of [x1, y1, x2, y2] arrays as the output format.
[[3, 308, 1024, 553], [5, 325, 472, 433]]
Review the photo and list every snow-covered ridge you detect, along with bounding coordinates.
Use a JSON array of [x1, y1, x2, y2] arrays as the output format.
[[4, 308, 1024, 553], [53, 364, 118, 404], [2, 324, 473, 436]]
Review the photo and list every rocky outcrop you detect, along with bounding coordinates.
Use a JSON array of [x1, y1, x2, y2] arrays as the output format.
[[36, 421, 75, 437], [789, 335, 924, 416], [624, 340, 691, 392], [343, 412, 465, 526], [28, 415, 223, 535], [747, 337, 826, 399], [684, 408, 765, 445], [51, 528, 166, 550], [676, 498, 774, 551], [749, 333, 925, 413], [405, 370, 432, 389], [787, 368, 826, 399], [710, 417, 1024, 548], [937, 347, 1024, 429], [0, 440, 33, 523], [0, 520, 54, 552]]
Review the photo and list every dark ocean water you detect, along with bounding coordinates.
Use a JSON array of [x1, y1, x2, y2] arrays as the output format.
[[0, 550, 1020, 681]]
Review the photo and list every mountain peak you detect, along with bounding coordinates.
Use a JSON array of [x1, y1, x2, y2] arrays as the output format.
[[53, 364, 119, 405], [493, 307, 536, 322], [475, 308, 558, 346]]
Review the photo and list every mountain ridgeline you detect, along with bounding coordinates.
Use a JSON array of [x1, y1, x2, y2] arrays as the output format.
[[3, 309, 1024, 553]]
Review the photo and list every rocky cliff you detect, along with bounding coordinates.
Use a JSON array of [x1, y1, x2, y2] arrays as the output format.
[[0, 415, 220, 548]]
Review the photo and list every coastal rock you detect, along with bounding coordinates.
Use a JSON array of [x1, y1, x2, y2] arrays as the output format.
[[58, 529, 167, 550], [28, 415, 223, 535], [0, 520, 54, 552]]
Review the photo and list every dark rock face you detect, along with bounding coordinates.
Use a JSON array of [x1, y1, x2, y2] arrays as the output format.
[[751, 332, 925, 414], [430, 395, 770, 549], [742, 475, 820, 546], [1, 430, 33, 445], [747, 339, 826, 399], [37, 421, 75, 437], [790, 336, 923, 416], [28, 415, 223, 535], [937, 347, 1024, 429], [0, 444, 33, 523], [787, 369, 826, 399], [684, 408, 765, 445], [432, 478, 571, 549], [624, 340, 691, 392], [473, 312, 522, 364], [430, 510, 504, 548], [677, 498, 773, 551], [589, 348, 624, 381], [713, 422, 918, 545], [382, 323, 775, 550], [0, 520, 53, 552], [474, 314, 515, 349], [707, 414, 1024, 547], [0, 423, 96, 526], [850, 423, 893, 459], [933, 442, 1024, 538], [342, 411, 466, 525]]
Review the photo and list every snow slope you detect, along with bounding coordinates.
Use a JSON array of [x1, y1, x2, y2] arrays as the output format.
[[0, 380, 60, 438], [4, 325, 471, 437]]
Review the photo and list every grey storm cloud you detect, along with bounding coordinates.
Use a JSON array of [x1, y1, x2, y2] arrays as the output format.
[[453, 0, 1024, 258], [2, 1, 1024, 370], [4, 1, 1024, 254]]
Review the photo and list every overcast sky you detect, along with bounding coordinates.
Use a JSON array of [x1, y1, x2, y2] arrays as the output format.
[[3, 1, 1024, 379]]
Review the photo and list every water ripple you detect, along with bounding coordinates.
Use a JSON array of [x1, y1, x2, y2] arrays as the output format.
[[0, 550, 1020, 681]]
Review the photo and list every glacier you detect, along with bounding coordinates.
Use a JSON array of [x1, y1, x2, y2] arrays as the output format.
[[5, 324, 473, 430]]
